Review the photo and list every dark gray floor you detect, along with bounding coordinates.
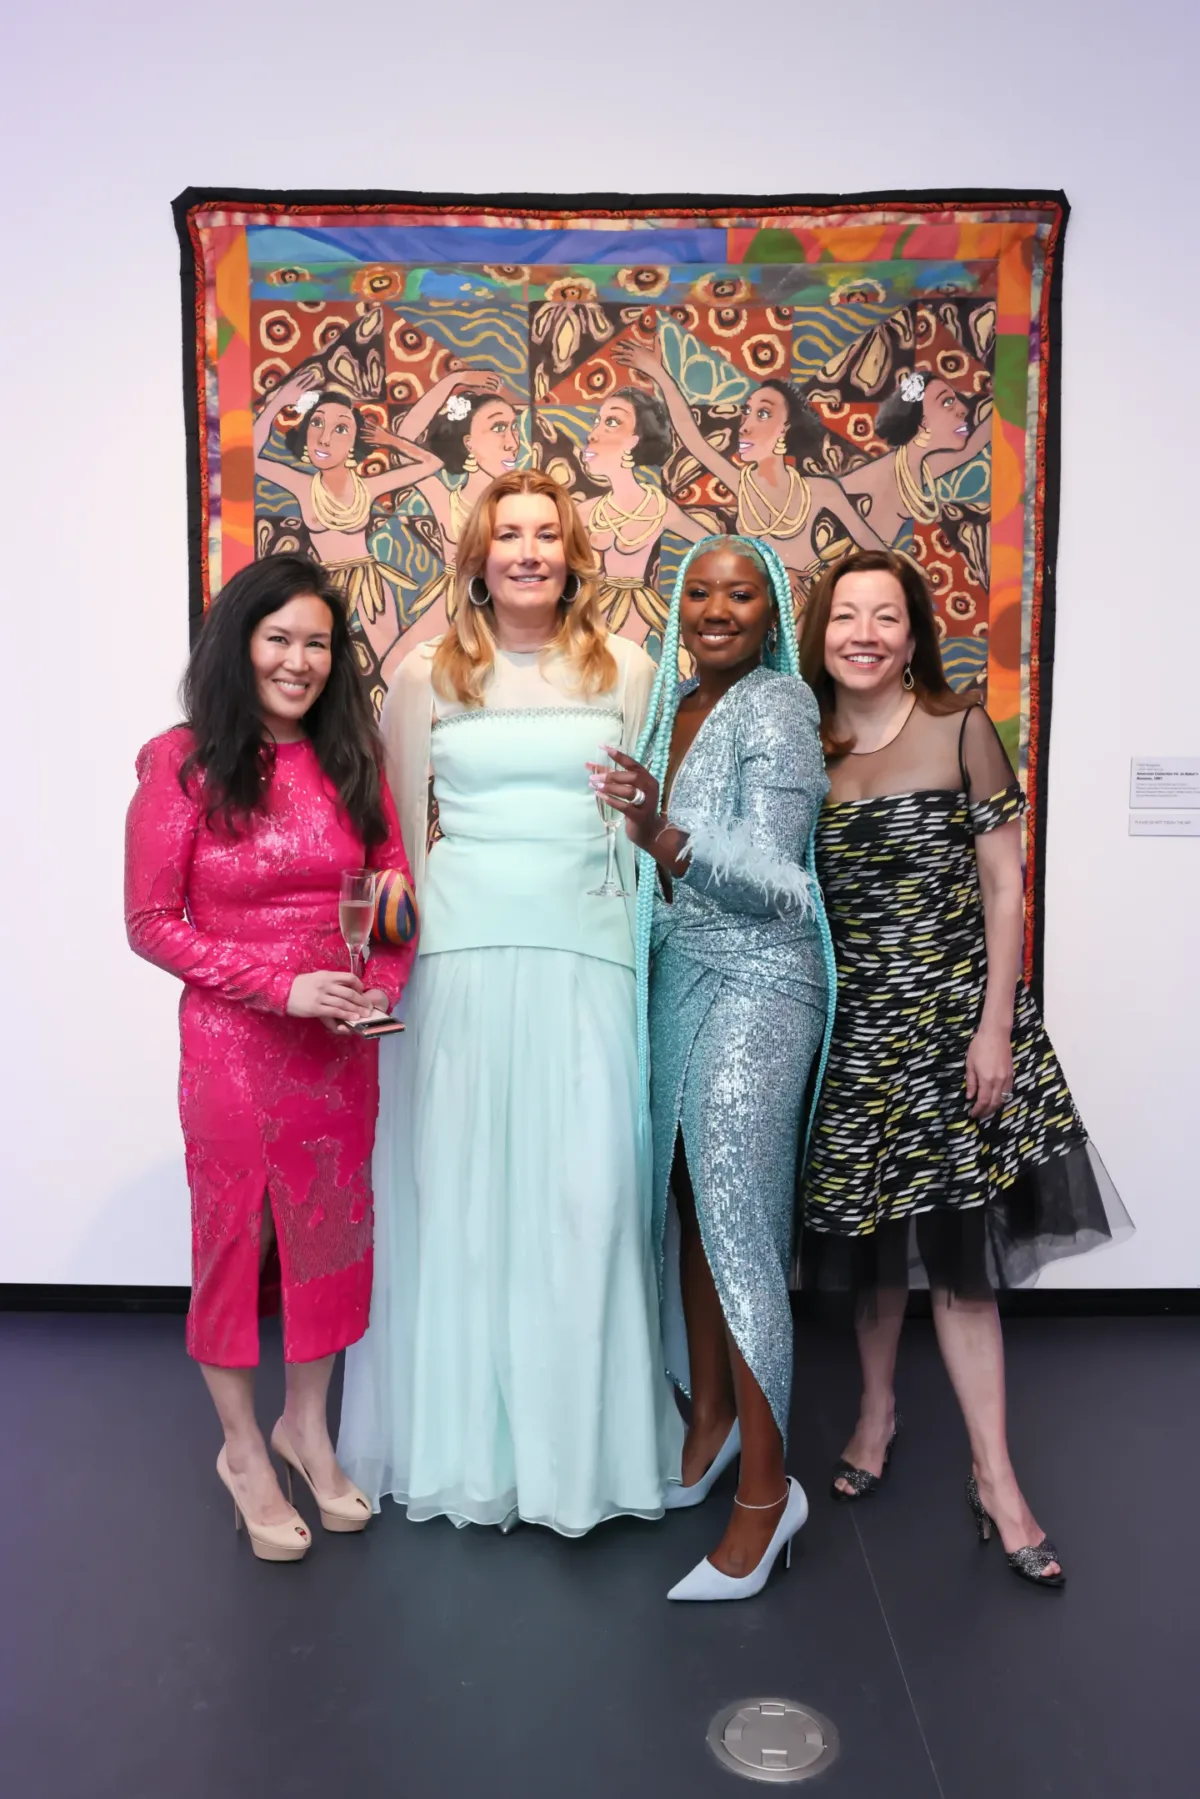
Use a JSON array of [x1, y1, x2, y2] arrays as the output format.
[[1, 1311, 1195, 1799]]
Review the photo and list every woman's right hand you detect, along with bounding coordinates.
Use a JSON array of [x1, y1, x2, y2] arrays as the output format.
[[286, 971, 371, 1027], [590, 748, 661, 848]]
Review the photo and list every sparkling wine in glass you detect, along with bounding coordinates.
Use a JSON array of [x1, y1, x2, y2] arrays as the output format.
[[339, 869, 376, 978], [588, 748, 632, 899]]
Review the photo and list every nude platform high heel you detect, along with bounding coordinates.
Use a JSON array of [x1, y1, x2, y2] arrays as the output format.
[[270, 1420, 372, 1533], [216, 1446, 312, 1563]]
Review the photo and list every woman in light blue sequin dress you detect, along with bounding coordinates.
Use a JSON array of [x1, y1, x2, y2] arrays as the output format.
[[339, 472, 682, 1535], [596, 535, 836, 1601]]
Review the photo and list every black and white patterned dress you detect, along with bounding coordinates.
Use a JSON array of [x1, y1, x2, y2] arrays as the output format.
[[799, 703, 1130, 1297]]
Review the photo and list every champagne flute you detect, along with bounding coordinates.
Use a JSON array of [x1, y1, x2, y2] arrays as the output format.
[[588, 747, 632, 899], [338, 869, 376, 979]]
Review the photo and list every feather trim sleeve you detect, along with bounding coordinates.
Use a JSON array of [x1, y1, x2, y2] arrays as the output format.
[[673, 809, 816, 915]]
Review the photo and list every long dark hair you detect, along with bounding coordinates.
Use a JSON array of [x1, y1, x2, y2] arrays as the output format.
[[180, 555, 388, 846], [798, 548, 969, 757]]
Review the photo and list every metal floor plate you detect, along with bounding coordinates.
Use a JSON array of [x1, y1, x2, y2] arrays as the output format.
[[707, 1699, 840, 1784]]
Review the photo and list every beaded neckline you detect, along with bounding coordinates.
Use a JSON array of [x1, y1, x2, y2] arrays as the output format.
[[434, 705, 621, 731]]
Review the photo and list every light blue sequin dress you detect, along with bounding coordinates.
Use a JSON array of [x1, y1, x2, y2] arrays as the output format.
[[340, 641, 683, 1535], [648, 667, 830, 1438]]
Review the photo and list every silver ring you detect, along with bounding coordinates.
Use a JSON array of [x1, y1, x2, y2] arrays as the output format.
[[632, 787, 646, 806], [1001, 1089, 1014, 1100]]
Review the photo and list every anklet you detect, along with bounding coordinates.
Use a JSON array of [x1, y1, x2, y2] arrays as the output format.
[[734, 1490, 789, 1509]]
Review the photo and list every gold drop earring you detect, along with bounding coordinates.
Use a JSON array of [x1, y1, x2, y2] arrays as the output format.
[[774, 434, 788, 456], [620, 449, 635, 468], [463, 451, 478, 473]]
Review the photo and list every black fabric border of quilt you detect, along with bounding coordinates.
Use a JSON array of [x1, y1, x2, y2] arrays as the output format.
[[1029, 194, 1069, 1003], [171, 190, 206, 643], [171, 184, 1069, 997]]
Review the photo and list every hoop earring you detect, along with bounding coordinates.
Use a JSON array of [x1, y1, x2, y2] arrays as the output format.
[[902, 663, 915, 691], [562, 572, 581, 604], [913, 426, 931, 448], [765, 623, 779, 657], [774, 434, 788, 457], [468, 576, 491, 608], [463, 451, 478, 473]]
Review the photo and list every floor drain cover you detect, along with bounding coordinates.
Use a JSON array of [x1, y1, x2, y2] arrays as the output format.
[[707, 1699, 839, 1783]]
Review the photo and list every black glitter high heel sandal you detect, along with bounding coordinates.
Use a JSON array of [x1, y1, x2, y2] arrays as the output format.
[[966, 1475, 1065, 1589], [830, 1415, 901, 1503]]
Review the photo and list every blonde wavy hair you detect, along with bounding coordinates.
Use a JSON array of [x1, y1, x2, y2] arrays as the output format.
[[431, 470, 616, 706]]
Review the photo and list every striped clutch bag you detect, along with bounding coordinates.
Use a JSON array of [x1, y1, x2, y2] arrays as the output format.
[[372, 867, 418, 945]]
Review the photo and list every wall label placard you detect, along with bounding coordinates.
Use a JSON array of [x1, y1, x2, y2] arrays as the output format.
[[1129, 811, 1200, 837], [1129, 757, 1200, 807]]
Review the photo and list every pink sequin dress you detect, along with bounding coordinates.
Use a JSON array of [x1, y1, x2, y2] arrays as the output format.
[[125, 727, 416, 1367]]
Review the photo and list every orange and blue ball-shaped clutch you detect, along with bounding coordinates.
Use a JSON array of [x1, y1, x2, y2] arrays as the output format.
[[373, 868, 418, 946]]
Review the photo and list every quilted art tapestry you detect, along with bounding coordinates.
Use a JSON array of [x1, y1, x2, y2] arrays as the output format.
[[174, 188, 1067, 982]]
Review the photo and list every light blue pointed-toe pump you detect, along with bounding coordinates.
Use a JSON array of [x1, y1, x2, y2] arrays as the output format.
[[662, 1419, 741, 1511], [666, 1476, 808, 1601]]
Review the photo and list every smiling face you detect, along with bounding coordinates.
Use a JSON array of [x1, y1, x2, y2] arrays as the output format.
[[483, 492, 569, 627], [466, 400, 519, 478], [249, 594, 334, 740], [305, 402, 357, 471], [583, 396, 639, 474], [920, 378, 970, 452], [738, 385, 787, 465], [679, 546, 775, 675], [823, 567, 915, 698]]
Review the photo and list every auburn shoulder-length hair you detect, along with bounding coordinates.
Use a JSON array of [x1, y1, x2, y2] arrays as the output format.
[[432, 469, 616, 706], [798, 548, 971, 757]]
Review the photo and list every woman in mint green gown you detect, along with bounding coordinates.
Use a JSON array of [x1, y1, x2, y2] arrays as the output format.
[[339, 471, 682, 1534]]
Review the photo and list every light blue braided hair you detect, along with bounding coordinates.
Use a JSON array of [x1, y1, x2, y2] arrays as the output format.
[[632, 534, 838, 1166]]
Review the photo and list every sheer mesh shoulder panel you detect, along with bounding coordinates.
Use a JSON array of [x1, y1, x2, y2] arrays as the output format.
[[958, 703, 1025, 833], [826, 702, 972, 802]]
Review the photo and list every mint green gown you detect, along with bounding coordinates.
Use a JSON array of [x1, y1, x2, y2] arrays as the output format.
[[339, 640, 683, 1534]]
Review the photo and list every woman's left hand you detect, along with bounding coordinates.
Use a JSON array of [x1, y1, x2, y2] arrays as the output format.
[[587, 748, 660, 848], [965, 1024, 1014, 1119], [326, 986, 390, 1036]]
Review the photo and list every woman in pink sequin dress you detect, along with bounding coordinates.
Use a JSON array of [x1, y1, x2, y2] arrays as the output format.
[[126, 555, 415, 1559]]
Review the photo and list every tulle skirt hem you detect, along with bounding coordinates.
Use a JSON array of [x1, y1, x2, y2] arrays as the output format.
[[338, 947, 683, 1533], [797, 1139, 1133, 1311], [388, 1486, 667, 1537]]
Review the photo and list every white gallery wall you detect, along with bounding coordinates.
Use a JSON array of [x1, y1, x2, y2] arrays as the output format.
[[1, 0, 1195, 1287]]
